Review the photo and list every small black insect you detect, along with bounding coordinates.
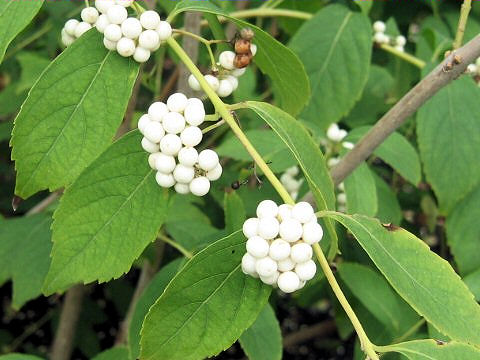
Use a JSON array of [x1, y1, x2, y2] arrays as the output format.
[[231, 179, 249, 190]]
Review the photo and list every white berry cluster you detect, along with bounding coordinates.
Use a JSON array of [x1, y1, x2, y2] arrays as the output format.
[[280, 166, 304, 201], [466, 58, 480, 77], [373, 21, 407, 52], [187, 48, 257, 98], [138, 93, 222, 196], [241, 200, 323, 293], [61, 1, 172, 63]]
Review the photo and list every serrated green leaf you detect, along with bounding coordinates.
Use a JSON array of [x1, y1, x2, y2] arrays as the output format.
[[0, 214, 52, 309], [379, 340, 480, 359], [169, 0, 310, 115], [11, 30, 139, 199], [289, 4, 372, 127], [16, 52, 51, 94], [338, 262, 420, 334], [344, 163, 377, 216], [372, 173, 402, 225], [239, 304, 282, 360], [244, 101, 338, 257], [346, 127, 421, 185], [323, 212, 480, 346], [0, 354, 44, 360], [43, 131, 168, 295], [446, 183, 480, 275], [128, 259, 184, 360], [91, 347, 129, 360], [140, 231, 271, 360], [224, 192, 246, 233], [417, 77, 480, 214], [0, 1, 44, 63]]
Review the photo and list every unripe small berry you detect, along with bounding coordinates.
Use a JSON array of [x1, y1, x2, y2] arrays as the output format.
[[103, 38, 117, 51], [277, 257, 295, 272], [189, 176, 210, 196], [173, 164, 195, 184], [174, 183, 190, 195], [219, 51, 236, 70], [140, 10, 160, 30], [258, 217, 280, 239], [133, 47, 151, 63], [154, 153, 176, 174], [295, 260, 316, 281], [177, 147, 198, 167], [143, 121, 165, 143], [198, 149, 219, 171], [167, 93, 188, 113], [162, 112, 186, 134], [260, 271, 279, 286], [156, 21, 172, 40], [64, 19, 79, 36], [206, 164, 222, 181], [302, 221, 323, 245], [106, 4, 127, 24], [104, 23, 122, 42], [269, 239, 291, 261], [290, 243, 313, 264], [233, 53, 251, 69], [242, 253, 257, 275], [139, 30, 160, 51], [81, 7, 99, 24], [256, 200, 278, 218], [291, 202, 314, 224], [148, 152, 162, 170], [75, 22, 92, 38], [204, 75, 220, 91], [155, 172, 175, 188], [141, 137, 159, 153], [95, 0, 115, 14], [279, 218, 303, 243], [188, 74, 201, 91], [216, 79, 234, 97], [148, 102, 168, 122], [121, 17, 142, 39], [95, 14, 110, 33], [277, 271, 300, 293], [246, 236, 269, 258], [180, 126, 203, 147], [116, 37, 136, 57], [373, 20, 386, 33], [160, 134, 182, 156], [243, 218, 259, 239], [255, 257, 278, 277]]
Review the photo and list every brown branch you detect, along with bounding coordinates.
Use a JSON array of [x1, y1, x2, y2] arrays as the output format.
[[283, 319, 337, 347], [116, 66, 144, 138], [50, 285, 86, 360]]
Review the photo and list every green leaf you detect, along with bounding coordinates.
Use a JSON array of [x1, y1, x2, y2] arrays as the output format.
[[417, 77, 480, 213], [464, 268, 480, 302], [169, 0, 310, 115], [140, 231, 271, 360], [11, 30, 139, 199], [338, 262, 420, 334], [0, 354, 44, 360], [239, 304, 282, 360], [446, 183, 480, 275], [43, 131, 168, 295], [346, 126, 422, 185], [354, 0, 373, 14], [0, 120, 13, 143], [16, 51, 51, 93], [323, 212, 480, 346], [0, 214, 52, 309], [380, 340, 480, 359], [373, 173, 402, 225], [128, 259, 184, 360], [244, 102, 338, 257], [343, 163, 377, 216], [289, 4, 372, 127], [0, 83, 27, 117], [224, 192, 246, 233], [0, 0, 44, 63], [91, 347, 129, 360]]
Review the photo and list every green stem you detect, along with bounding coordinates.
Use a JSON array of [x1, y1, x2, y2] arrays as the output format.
[[380, 43, 426, 69], [453, 0, 472, 49], [231, 8, 313, 20], [392, 318, 426, 344], [167, 36, 294, 205], [158, 234, 193, 259], [173, 29, 219, 70], [202, 120, 225, 134], [205, 113, 221, 121], [203, 13, 230, 54], [260, 0, 286, 8]]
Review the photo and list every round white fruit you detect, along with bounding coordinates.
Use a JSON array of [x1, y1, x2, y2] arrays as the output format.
[[104, 23, 122, 42], [216, 79, 233, 97], [255, 257, 278, 277], [269, 239, 291, 261], [242, 218, 259, 239], [95, 14, 110, 33], [167, 93, 188, 113], [133, 47, 151, 63], [277, 204, 292, 222], [116, 37, 136, 57], [174, 183, 190, 195], [231, 67, 246, 77], [139, 30, 160, 51], [75, 22, 92, 38], [290, 243, 313, 264], [180, 126, 202, 147], [373, 20, 386, 33], [246, 236, 270, 258], [256, 200, 279, 218], [188, 74, 201, 91], [219, 51, 236, 70], [95, 0, 115, 14], [295, 260, 316, 281], [156, 21, 172, 40], [177, 147, 198, 167], [154, 153, 176, 174], [257, 217, 280, 240], [225, 75, 238, 91], [148, 152, 162, 170], [241, 253, 257, 275], [81, 7, 99, 24], [103, 38, 117, 51], [302, 221, 323, 244], [277, 257, 295, 272], [291, 202, 315, 224], [64, 19, 79, 36], [148, 102, 168, 122], [260, 271, 279, 286], [140, 10, 160, 29], [279, 218, 303, 243], [277, 271, 300, 293], [115, 0, 133, 7], [206, 164, 222, 181], [189, 176, 210, 196], [250, 44, 257, 56], [106, 4, 127, 24], [141, 137, 159, 153], [143, 121, 165, 143], [121, 17, 142, 39], [159, 134, 182, 156], [173, 164, 195, 184], [162, 112, 186, 134], [204, 75, 220, 91], [155, 172, 175, 188], [184, 102, 205, 126], [198, 149, 219, 171]]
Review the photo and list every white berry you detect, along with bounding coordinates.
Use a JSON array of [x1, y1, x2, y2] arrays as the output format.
[[290, 243, 313, 264], [116, 37, 136, 57], [295, 260, 316, 281], [180, 126, 202, 147], [148, 102, 168, 122], [141, 137, 159, 153], [160, 134, 182, 156], [219, 51, 236, 70], [81, 7, 99, 24], [255, 257, 278, 277], [243, 218, 259, 238], [167, 93, 188, 113], [95, 0, 115, 14], [174, 183, 190, 195], [154, 153, 176, 174], [189, 176, 210, 196], [277, 271, 300, 293], [303, 221, 323, 245], [173, 164, 195, 184], [231, 67, 246, 77], [204, 75, 220, 91], [277, 257, 295, 272], [95, 14, 110, 33], [184, 101, 205, 126], [75, 22, 92, 38], [162, 112, 186, 134], [188, 74, 201, 91], [155, 172, 175, 188], [140, 10, 160, 29], [260, 271, 279, 286], [337, 193, 347, 204], [241, 253, 257, 275], [106, 5, 127, 24], [62, 33, 75, 47], [206, 164, 222, 181], [246, 236, 269, 258], [258, 217, 280, 239], [104, 23, 122, 42], [121, 17, 142, 39], [277, 204, 292, 222], [467, 64, 478, 74], [291, 202, 314, 224], [177, 147, 198, 167], [133, 47, 150, 63], [373, 21, 386, 33], [144, 121, 165, 143], [103, 38, 117, 51], [396, 35, 406, 47], [139, 30, 160, 51], [279, 218, 303, 242], [269, 239, 291, 261], [225, 75, 238, 91], [198, 149, 219, 171], [156, 21, 172, 40], [148, 152, 162, 170], [250, 44, 257, 56], [64, 19, 79, 36], [256, 200, 278, 218], [216, 79, 233, 97], [138, 113, 153, 134], [115, 0, 133, 7]]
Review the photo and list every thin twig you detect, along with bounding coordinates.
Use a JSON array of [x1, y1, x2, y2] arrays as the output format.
[[379, 43, 426, 69], [453, 0, 472, 49], [116, 66, 144, 138], [283, 320, 337, 347], [26, 190, 62, 216], [158, 234, 193, 259], [202, 120, 225, 134]]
